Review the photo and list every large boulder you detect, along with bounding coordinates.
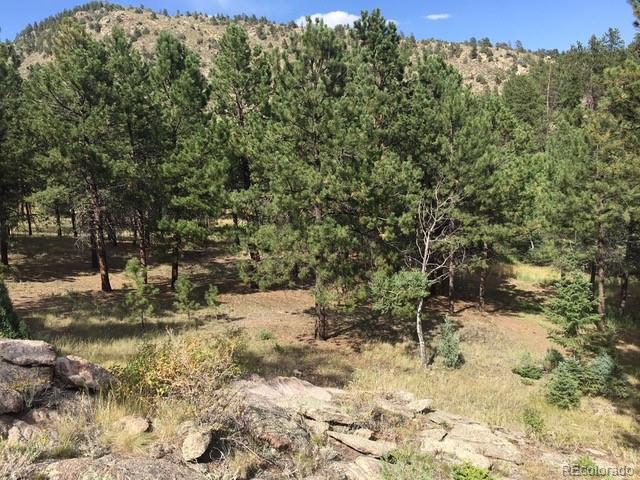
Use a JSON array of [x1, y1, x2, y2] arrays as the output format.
[[181, 429, 213, 462], [0, 385, 24, 414], [233, 375, 344, 411], [0, 339, 56, 366], [113, 415, 151, 436], [241, 401, 311, 451], [0, 360, 52, 414], [54, 355, 114, 391]]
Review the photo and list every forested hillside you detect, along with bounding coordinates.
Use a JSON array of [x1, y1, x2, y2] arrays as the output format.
[[12, 2, 539, 91], [1, 2, 640, 478]]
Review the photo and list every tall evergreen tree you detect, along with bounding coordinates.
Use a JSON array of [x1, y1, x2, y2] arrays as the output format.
[[27, 20, 122, 291]]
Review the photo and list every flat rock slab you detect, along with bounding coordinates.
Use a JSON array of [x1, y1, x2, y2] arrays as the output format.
[[45, 455, 209, 480], [343, 456, 383, 480], [328, 431, 396, 458], [303, 406, 355, 426], [0, 340, 56, 366], [234, 375, 344, 411], [420, 417, 524, 468], [447, 422, 523, 464]]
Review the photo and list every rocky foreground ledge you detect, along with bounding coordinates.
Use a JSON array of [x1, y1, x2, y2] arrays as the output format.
[[0, 339, 630, 480], [0, 339, 113, 416]]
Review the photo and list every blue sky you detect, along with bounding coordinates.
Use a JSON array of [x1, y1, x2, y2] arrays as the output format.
[[1, 0, 637, 51]]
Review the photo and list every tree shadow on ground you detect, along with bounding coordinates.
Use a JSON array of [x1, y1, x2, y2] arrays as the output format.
[[449, 270, 546, 316], [242, 342, 355, 388], [297, 298, 452, 354]]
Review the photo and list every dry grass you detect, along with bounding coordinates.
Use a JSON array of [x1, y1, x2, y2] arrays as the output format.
[[347, 340, 639, 465], [495, 262, 561, 285]]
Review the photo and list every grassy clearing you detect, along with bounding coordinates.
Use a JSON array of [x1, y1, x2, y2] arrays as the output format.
[[495, 262, 561, 285], [346, 340, 639, 464]]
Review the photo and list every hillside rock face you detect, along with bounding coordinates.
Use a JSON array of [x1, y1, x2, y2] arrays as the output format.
[[0, 338, 113, 414]]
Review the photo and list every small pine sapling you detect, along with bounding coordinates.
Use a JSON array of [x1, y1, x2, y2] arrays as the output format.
[[124, 258, 159, 326], [174, 275, 198, 327]]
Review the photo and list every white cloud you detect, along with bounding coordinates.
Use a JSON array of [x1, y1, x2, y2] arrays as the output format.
[[425, 13, 451, 21], [295, 11, 359, 28]]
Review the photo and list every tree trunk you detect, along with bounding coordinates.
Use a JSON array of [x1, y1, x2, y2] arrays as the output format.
[[314, 288, 328, 340], [89, 225, 99, 270], [478, 241, 488, 312], [595, 232, 606, 330], [55, 204, 62, 237], [416, 297, 430, 368], [312, 204, 327, 340], [93, 204, 112, 292], [171, 234, 181, 290], [589, 261, 596, 293], [448, 253, 455, 315], [137, 210, 148, 284], [0, 220, 9, 266], [132, 216, 138, 247], [106, 216, 117, 248], [619, 272, 629, 313], [232, 212, 240, 246], [25, 203, 33, 236], [70, 209, 78, 238]]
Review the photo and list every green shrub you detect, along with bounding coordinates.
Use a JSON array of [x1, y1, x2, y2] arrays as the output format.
[[583, 353, 629, 399], [451, 462, 494, 480], [546, 360, 582, 409], [522, 407, 544, 436], [439, 319, 462, 369], [543, 348, 563, 372], [257, 329, 274, 341], [114, 329, 246, 404], [381, 448, 433, 480], [371, 269, 428, 319], [0, 280, 28, 339], [545, 276, 599, 337], [512, 353, 543, 379]]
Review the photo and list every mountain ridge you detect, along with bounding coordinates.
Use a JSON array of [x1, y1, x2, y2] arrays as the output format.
[[12, 2, 541, 91]]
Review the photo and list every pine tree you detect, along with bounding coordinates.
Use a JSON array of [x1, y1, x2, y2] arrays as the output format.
[[107, 28, 164, 282], [245, 19, 363, 340], [26, 20, 121, 291], [150, 32, 223, 289], [0, 42, 25, 265], [210, 23, 271, 251]]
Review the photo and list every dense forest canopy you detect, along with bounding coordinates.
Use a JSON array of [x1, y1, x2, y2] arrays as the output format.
[[1, 3, 639, 362]]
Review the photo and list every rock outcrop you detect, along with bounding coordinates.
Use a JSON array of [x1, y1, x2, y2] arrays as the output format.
[[0, 338, 113, 416]]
